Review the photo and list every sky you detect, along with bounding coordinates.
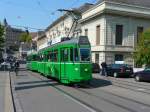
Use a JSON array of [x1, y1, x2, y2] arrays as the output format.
[[0, 0, 98, 32]]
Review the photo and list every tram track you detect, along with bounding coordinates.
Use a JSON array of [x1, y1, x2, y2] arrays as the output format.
[[107, 76, 150, 89], [28, 71, 103, 112], [101, 76, 150, 95], [110, 77, 150, 87], [74, 84, 150, 107], [28, 71, 150, 112], [73, 87, 141, 112]]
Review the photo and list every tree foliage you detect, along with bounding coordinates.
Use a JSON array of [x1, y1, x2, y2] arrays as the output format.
[[20, 32, 32, 43], [0, 23, 5, 50], [134, 29, 150, 66]]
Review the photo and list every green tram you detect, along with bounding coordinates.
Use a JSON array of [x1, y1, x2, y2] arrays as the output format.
[[27, 36, 92, 84], [26, 53, 39, 71]]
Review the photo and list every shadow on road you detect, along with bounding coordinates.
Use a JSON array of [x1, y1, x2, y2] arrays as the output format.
[[17, 80, 53, 85], [15, 81, 60, 91], [75, 77, 112, 89], [89, 78, 112, 88]]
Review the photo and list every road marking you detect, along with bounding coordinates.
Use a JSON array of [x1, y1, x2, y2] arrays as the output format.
[[63, 93, 97, 112]]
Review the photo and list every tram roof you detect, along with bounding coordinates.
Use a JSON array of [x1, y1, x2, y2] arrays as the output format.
[[39, 36, 90, 52]]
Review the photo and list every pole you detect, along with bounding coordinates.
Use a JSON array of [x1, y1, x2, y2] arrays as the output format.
[[3, 24, 7, 71]]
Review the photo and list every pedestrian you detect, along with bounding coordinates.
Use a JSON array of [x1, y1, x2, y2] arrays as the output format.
[[10, 61, 13, 71], [14, 60, 19, 76], [101, 62, 107, 76]]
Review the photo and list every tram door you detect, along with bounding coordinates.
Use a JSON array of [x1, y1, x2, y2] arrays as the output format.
[[60, 48, 69, 80]]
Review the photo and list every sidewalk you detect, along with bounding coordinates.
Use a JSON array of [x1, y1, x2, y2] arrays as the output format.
[[0, 71, 14, 112]]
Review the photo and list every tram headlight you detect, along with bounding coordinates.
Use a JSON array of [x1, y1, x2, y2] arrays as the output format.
[[75, 68, 79, 71], [84, 68, 88, 72]]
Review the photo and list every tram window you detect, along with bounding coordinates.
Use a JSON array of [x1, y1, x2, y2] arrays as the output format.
[[34, 55, 39, 61], [44, 54, 47, 61], [49, 53, 53, 61], [33, 55, 35, 61], [40, 55, 44, 61], [53, 51, 58, 62], [61, 49, 68, 62], [70, 48, 73, 61], [39, 56, 41, 61], [74, 48, 79, 61], [61, 50, 64, 61], [80, 48, 90, 61], [45, 54, 49, 61], [48, 51, 58, 62]]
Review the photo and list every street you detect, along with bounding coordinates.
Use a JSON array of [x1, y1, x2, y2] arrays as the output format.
[[8, 65, 150, 112]]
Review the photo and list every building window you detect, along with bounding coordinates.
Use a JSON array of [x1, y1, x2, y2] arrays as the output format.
[[137, 27, 143, 43], [95, 53, 99, 64], [115, 25, 123, 45], [96, 25, 100, 45], [85, 29, 88, 36], [115, 54, 123, 61]]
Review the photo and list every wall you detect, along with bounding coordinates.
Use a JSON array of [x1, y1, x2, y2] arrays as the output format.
[[46, 17, 73, 40], [37, 37, 47, 50]]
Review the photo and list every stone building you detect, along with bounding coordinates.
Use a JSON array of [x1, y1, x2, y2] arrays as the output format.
[[36, 31, 47, 51], [80, 0, 150, 66], [38, 0, 150, 67], [4, 19, 24, 57]]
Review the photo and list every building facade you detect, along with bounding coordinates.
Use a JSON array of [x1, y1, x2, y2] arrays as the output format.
[[80, 0, 150, 66], [45, 3, 93, 45], [4, 20, 24, 57], [36, 32, 47, 51]]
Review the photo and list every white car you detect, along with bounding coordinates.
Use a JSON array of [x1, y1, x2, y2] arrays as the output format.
[[0, 62, 10, 70]]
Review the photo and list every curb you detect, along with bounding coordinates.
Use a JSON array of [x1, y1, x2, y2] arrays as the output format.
[[4, 71, 14, 112], [9, 72, 24, 112]]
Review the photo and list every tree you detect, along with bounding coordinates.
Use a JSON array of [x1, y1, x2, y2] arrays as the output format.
[[0, 23, 5, 50], [20, 32, 32, 43], [134, 29, 150, 67], [19, 32, 33, 52]]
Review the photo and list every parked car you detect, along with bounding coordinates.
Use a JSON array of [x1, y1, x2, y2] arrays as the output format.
[[0, 61, 10, 71], [92, 63, 101, 73], [134, 68, 150, 82], [107, 64, 133, 78]]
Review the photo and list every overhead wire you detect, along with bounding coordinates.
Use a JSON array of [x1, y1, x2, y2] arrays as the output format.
[[10, 24, 44, 31], [1, 0, 98, 31], [35, 0, 52, 18]]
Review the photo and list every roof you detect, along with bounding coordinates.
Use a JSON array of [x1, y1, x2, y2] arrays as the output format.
[[6, 26, 23, 32], [96, 0, 150, 8], [73, 3, 93, 13], [30, 32, 37, 39], [45, 3, 93, 31], [37, 34, 46, 40]]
